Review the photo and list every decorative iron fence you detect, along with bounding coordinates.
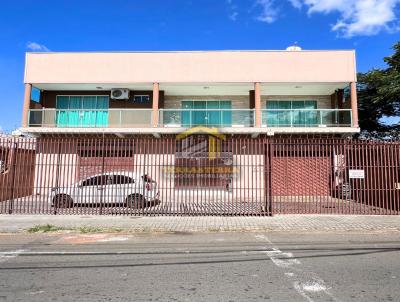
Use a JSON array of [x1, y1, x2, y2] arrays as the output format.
[[0, 136, 399, 215]]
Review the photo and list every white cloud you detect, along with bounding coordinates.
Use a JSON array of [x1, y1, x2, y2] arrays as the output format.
[[291, 0, 400, 37], [253, 0, 400, 37], [256, 0, 279, 23], [26, 42, 50, 52], [229, 11, 239, 21], [289, 0, 302, 9], [227, 0, 239, 21]]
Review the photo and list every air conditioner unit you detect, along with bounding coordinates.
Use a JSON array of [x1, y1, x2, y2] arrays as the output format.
[[111, 88, 130, 100]]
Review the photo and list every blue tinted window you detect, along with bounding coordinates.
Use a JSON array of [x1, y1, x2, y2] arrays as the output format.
[[134, 95, 150, 103]]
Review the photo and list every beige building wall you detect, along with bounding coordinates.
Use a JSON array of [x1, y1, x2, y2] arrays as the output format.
[[34, 153, 78, 195], [25, 51, 357, 84], [232, 155, 265, 201]]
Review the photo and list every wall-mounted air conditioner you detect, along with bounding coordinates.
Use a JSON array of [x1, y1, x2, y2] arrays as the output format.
[[111, 88, 130, 100]]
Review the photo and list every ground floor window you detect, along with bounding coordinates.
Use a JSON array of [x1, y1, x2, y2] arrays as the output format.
[[266, 100, 317, 126], [56, 96, 109, 127]]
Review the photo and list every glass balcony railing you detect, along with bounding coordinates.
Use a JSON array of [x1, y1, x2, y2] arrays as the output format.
[[28, 109, 153, 128], [27, 108, 353, 129], [159, 109, 255, 128], [261, 109, 352, 127]]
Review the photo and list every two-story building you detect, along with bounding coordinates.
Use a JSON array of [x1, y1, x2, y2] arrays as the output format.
[[21, 48, 359, 136], [16, 48, 361, 214]]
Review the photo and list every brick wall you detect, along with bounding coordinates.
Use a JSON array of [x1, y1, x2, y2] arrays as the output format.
[[272, 157, 330, 196], [79, 157, 135, 180]]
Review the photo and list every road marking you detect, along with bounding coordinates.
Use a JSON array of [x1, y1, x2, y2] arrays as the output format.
[[27, 290, 45, 295], [97, 236, 129, 242], [0, 249, 25, 263], [254, 234, 340, 302], [57, 234, 130, 244]]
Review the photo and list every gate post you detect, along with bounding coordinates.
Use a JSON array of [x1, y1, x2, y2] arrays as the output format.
[[8, 139, 17, 214], [53, 140, 62, 215], [99, 134, 105, 215], [264, 137, 273, 216]]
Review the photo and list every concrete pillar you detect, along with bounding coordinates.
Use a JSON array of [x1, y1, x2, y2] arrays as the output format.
[[22, 83, 32, 127], [254, 82, 261, 127], [152, 82, 159, 127], [350, 82, 359, 128]]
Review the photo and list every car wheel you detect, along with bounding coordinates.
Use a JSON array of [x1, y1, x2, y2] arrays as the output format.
[[53, 194, 73, 209], [126, 194, 145, 209]]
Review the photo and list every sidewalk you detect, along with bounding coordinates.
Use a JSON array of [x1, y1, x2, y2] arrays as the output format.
[[1, 214, 400, 233]]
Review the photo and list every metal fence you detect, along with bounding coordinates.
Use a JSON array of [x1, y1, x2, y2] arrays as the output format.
[[0, 136, 399, 216]]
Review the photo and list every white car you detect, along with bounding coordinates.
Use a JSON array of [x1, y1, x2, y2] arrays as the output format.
[[51, 171, 159, 208]]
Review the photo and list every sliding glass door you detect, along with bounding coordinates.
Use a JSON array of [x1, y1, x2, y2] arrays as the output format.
[[56, 96, 109, 127], [266, 100, 317, 127], [181, 100, 232, 127]]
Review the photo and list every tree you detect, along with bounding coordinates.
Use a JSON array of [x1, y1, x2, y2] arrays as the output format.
[[357, 42, 400, 139]]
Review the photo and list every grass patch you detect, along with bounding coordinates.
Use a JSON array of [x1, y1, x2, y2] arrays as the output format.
[[26, 225, 125, 234], [78, 226, 123, 233], [27, 224, 66, 233]]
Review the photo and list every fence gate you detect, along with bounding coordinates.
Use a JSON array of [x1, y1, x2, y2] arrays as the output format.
[[0, 136, 398, 216], [270, 138, 400, 215]]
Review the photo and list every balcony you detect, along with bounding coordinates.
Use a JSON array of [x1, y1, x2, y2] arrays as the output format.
[[28, 108, 353, 128], [261, 109, 352, 128], [159, 109, 254, 128], [28, 109, 153, 128]]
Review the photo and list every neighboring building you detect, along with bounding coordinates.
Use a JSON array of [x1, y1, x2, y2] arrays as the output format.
[[18, 48, 360, 197], [0, 134, 35, 203]]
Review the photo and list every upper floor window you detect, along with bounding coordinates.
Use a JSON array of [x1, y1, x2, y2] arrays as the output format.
[[133, 95, 150, 104], [343, 87, 350, 101], [31, 87, 41, 103], [55, 95, 109, 128]]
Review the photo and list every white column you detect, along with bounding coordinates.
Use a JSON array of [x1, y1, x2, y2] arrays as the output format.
[[152, 82, 159, 127], [350, 82, 359, 128]]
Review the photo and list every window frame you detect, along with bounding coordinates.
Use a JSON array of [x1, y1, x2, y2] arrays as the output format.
[[81, 175, 108, 187], [133, 95, 150, 104], [56, 95, 110, 110], [266, 100, 318, 127], [112, 174, 135, 185]]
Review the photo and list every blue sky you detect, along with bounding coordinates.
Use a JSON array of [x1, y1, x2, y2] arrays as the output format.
[[0, 0, 400, 131]]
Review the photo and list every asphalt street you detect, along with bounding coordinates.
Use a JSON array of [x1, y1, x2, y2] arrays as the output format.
[[0, 231, 399, 301]]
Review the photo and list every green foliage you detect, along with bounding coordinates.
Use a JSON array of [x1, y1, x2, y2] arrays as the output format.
[[27, 224, 66, 233], [358, 42, 400, 138], [78, 226, 123, 233]]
